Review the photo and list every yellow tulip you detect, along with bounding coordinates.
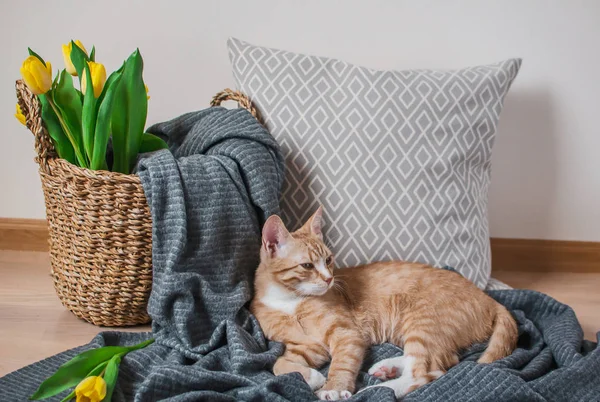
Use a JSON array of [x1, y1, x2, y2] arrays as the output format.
[[15, 103, 26, 126], [81, 61, 107, 98], [145, 84, 150, 100], [62, 40, 88, 76], [20, 56, 52, 95], [75, 376, 106, 402]]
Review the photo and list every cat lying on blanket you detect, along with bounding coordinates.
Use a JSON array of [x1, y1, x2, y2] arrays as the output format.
[[251, 207, 518, 400]]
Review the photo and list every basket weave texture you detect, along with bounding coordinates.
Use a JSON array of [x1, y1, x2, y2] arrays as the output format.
[[16, 81, 257, 327]]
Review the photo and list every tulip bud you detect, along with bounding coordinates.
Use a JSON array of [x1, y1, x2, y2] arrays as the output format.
[[145, 84, 150, 100], [20, 56, 52, 95], [15, 103, 26, 126], [75, 376, 107, 402], [81, 61, 107, 98], [62, 40, 88, 76]]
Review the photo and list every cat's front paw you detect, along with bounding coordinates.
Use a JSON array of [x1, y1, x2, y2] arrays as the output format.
[[316, 389, 352, 401], [306, 368, 326, 391]]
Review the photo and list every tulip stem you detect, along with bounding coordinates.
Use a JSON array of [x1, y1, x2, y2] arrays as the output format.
[[46, 94, 87, 167]]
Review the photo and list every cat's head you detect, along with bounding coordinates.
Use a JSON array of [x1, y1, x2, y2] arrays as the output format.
[[259, 206, 334, 296]]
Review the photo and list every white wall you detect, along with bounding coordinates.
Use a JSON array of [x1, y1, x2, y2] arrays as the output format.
[[1, 0, 599, 241]]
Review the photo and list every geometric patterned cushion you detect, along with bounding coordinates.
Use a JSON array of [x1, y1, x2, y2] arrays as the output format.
[[228, 38, 521, 289], [485, 277, 513, 291]]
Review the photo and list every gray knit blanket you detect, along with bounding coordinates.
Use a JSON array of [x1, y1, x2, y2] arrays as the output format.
[[1, 108, 599, 401]]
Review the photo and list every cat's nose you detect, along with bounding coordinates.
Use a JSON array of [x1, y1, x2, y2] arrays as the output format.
[[325, 277, 333, 285]]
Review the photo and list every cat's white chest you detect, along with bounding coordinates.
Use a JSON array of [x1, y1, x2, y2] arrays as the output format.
[[260, 284, 302, 315]]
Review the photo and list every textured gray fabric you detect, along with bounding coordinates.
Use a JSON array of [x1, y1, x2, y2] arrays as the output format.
[[2, 290, 599, 401], [139, 107, 284, 353], [228, 37, 521, 289], [2, 109, 599, 401]]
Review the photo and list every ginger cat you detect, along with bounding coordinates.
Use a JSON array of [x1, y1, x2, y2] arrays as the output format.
[[251, 207, 518, 400]]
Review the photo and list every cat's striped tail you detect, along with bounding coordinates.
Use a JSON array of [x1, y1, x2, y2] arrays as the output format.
[[478, 304, 518, 363]]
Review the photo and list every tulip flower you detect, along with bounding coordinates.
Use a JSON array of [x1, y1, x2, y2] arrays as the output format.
[[74, 376, 106, 402], [145, 84, 150, 100], [20, 56, 52, 95], [62, 40, 88, 76], [15, 103, 26, 126], [81, 61, 107, 98]]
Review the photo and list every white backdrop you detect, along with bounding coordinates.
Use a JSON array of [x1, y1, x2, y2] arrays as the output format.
[[1, 0, 598, 241]]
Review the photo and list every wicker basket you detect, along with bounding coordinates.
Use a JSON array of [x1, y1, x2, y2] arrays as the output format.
[[16, 80, 259, 326]]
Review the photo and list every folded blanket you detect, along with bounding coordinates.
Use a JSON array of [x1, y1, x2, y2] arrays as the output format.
[[1, 108, 599, 401]]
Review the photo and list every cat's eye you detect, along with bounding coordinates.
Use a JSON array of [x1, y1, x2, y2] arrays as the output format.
[[301, 263, 314, 269], [325, 256, 333, 265]]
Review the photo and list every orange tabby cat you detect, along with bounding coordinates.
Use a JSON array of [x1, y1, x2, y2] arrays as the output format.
[[251, 207, 518, 400]]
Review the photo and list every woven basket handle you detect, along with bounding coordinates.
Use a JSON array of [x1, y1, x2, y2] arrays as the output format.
[[211, 88, 262, 124], [15, 80, 56, 171]]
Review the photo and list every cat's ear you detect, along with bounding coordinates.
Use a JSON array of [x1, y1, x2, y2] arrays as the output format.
[[262, 215, 290, 257], [302, 205, 323, 239]]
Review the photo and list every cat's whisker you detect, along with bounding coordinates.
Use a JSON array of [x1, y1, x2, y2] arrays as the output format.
[[323, 232, 340, 250]]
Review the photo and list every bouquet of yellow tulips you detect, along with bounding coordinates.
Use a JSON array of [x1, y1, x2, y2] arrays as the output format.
[[18, 40, 167, 174], [30, 339, 154, 401]]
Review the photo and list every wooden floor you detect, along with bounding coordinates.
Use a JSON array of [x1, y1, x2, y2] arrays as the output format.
[[0, 251, 150, 377], [0, 250, 598, 377]]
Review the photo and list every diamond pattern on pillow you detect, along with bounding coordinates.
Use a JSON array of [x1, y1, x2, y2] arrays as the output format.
[[228, 38, 520, 289]]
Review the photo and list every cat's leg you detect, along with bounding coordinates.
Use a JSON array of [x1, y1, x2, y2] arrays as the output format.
[[273, 350, 326, 391], [367, 356, 406, 380], [317, 328, 367, 401], [426, 353, 458, 380], [398, 338, 448, 394]]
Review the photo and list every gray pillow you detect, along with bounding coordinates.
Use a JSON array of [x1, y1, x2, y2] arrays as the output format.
[[228, 37, 520, 289]]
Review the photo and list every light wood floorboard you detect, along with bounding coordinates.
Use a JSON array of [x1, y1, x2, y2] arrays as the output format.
[[493, 270, 600, 342], [0, 250, 598, 377], [0, 251, 149, 377]]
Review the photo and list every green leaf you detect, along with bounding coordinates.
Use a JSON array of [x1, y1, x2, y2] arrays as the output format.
[[111, 49, 147, 174], [103, 355, 121, 402], [89, 46, 96, 62], [29, 340, 153, 401], [29, 354, 110, 400], [98, 63, 125, 100], [68, 40, 89, 81], [57, 361, 108, 402], [58, 390, 75, 402], [52, 71, 60, 91], [81, 63, 96, 163], [52, 70, 86, 167], [75, 88, 84, 104], [110, 89, 126, 172], [27, 48, 46, 66], [90, 71, 123, 170], [38, 94, 77, 165], [96, 63, 125, 108], [140, 133, 168, 154], [128, 338, 155, 351]]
